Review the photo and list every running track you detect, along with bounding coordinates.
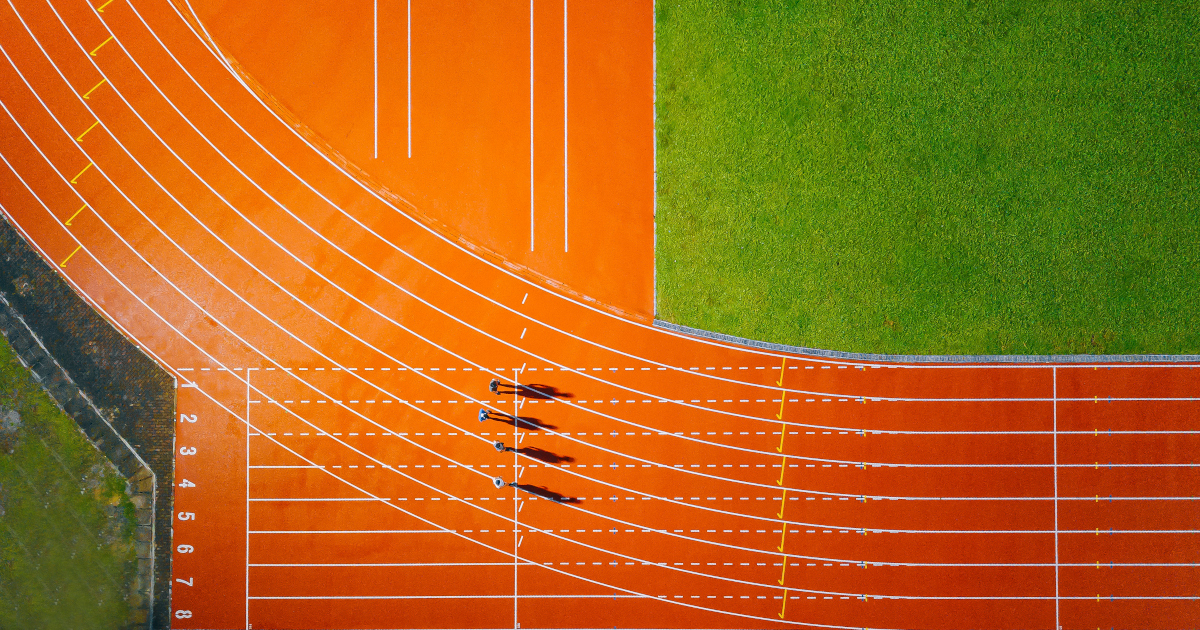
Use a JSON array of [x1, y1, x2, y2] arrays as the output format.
[[0, 1, 1197, 629]]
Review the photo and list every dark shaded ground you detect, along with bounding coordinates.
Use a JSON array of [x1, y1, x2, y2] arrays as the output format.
[[0, 217, 174, 629]]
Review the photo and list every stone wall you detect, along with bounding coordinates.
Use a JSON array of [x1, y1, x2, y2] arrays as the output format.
[[0, 217, 174, 630]]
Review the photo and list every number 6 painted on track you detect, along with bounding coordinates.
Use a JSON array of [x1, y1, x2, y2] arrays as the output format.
[[177, 512, 195, 521], [179, 446, 197, 455]]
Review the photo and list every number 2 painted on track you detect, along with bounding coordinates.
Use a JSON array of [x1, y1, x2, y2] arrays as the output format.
[[178, 413, 197, 423]]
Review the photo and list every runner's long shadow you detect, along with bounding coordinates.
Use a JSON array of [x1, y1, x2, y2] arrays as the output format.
[[483, 410, 557, 431], [511, 483, 580, 504], [516, 446, 574, 465], [494, 382, 574, 400]]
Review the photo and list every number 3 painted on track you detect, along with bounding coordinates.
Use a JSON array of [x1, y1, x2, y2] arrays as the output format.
[[179, 446, 197, 455]]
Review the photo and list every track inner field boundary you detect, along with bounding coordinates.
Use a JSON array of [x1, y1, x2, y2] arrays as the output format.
[[654, 320, 1200, 365]]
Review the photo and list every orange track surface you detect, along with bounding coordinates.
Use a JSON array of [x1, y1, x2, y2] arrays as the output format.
[[0, 1, 1197, 629]]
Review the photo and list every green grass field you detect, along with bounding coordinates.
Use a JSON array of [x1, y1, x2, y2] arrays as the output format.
[[655, 0, 1199, 355], [0, 335, 136, 629]]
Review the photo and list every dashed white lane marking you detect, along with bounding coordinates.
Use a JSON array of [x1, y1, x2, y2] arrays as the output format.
[[180, 364, 822, 372], [246, 398, 835, 405]]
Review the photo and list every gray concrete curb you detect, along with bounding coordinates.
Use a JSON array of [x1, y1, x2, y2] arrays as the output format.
[[653, 320, 1200, 364], [0, 295, 155, 629]]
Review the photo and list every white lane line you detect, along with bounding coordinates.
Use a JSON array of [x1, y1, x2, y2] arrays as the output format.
[[1053, 366, 1059, 630], [407, 0, 412, 158], [245, 593, 1200, 601], [250, 594, 644, 600], [373, 0, 378, 159], [251, 530, 448, 534], [245, 366, 253, 626], [562, 0, 568, 252], [249, 497, 391, 501], [251, 562, 535, 567], [529, 0, 535, 252]]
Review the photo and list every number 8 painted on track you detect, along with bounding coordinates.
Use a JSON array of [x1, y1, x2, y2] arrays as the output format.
[[175, 610, 192, 619], [179, 446, 197, 455]]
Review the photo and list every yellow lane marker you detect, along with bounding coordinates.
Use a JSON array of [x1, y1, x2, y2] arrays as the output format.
[[89, 36, 114, 56], [775, 357, 787, 419], [82, 78, 107, 99], [96, 0, 115, 11], [777, 526, 786, 552], [59, 245, 82, 268], [776, 424, 785, 452], [70, 162, 93, 184], [64, 204, 87, 226], [777, 557, 787, 585], [777, 490, 786, 518], [75, 120, 100, 142], [776, 457, 786, 486], [778, 589, 787, 619]]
